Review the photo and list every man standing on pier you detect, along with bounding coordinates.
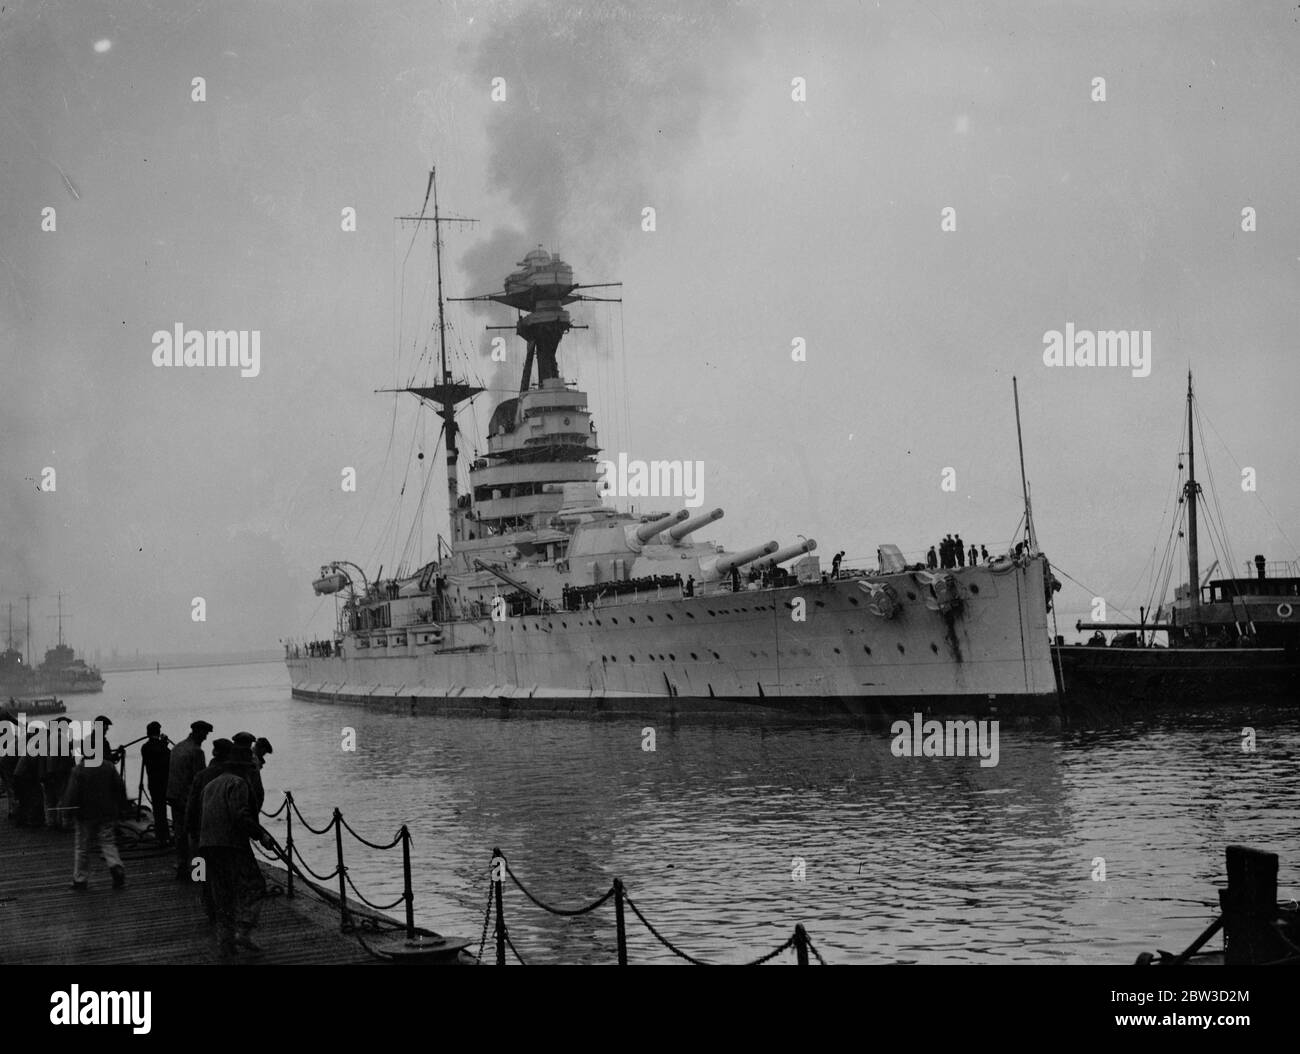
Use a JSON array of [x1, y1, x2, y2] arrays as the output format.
[[199, 743, 275, 959], [141, 722, 171, 847], [62, 730, 128, 890], [166, 720, 212, 880], [186, 738, 232, 924]]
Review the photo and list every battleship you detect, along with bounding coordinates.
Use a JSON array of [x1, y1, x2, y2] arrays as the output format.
[[1055, 373, 1299, 710], [286, 171, 1060, 721]]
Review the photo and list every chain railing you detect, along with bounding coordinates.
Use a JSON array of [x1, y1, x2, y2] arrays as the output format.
[[253, 791, 417, 939], [481, 847, 828, 966]]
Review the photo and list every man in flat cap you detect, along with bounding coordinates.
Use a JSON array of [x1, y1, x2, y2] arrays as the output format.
[[90, 715, 124, 767], [230, 732, 264, 815], [199, 742, 275, 958], [140, 721, 171, 847], [165, 719, 212, 880]]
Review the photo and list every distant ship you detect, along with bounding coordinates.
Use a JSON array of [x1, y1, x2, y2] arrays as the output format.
[[0, 603, 34, 699], [1054, 372, 1299, 710], [286, 170, 1060, 721], [0, 596, 103, 698]]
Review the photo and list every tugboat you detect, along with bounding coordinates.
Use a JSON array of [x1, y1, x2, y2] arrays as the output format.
[[286, 170, 1060, 721], [1055, 372, 1299, 710]]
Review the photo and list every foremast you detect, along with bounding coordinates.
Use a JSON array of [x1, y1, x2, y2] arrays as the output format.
[[387, 169, 483, 544]]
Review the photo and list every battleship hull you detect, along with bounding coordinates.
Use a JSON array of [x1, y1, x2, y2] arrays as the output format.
[[288, 556, 1058, 723]]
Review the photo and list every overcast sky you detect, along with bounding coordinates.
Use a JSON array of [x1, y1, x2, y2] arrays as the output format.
[[2, 0, 1298, 657]]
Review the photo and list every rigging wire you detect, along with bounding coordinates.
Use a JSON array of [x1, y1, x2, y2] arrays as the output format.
[[1198, 403, 1300, 564]]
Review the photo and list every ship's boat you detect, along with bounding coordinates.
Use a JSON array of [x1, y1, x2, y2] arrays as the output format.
[[285, 171, 1060, 721]]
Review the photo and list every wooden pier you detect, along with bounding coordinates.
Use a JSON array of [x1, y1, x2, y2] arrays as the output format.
[[0, 821, 440, 966]]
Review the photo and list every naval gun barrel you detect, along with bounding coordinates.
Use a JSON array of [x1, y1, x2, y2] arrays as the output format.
[[752, 539, 817, 568], [668, 507, 724, 541], [635, 509, 690, 543], [713, 541, 779, 575]]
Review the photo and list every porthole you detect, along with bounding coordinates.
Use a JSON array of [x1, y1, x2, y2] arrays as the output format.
[[897, 643, 905, 654], [930, 643, 939, 654]]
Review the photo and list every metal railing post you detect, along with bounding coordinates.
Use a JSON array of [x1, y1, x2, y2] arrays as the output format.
[[794, 923, 809, 966], [401, 824, 415, 940], [492, 847, 506, 966], [614, 878, 628, 966], [334, 807, 351, 932], [284, 792, 294, 899]]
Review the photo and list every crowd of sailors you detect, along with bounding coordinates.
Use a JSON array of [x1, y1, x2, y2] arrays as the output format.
[[927, 535, 996, 570], [0, 707, 276, 961]]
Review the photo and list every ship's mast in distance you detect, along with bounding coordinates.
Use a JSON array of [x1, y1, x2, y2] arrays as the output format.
[[385, 168, 482, 546], [1185, 370, 1201, 615]]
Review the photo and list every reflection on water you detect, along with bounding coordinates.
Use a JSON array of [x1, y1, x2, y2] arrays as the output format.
[[68, 663, 1300, 964]]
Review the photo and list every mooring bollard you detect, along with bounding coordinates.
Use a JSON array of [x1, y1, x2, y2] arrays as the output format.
[[334, 807, 351, 932], [401, 824, 415, 940], [794, 923, 809, 965], [284, 793, 295, 899], [1220, 844, 1282, 964], [614, 878, 628, 966], [492, 847, 506, 966]]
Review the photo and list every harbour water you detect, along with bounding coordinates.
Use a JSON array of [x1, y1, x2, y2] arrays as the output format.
[[63, 662, 1300, 965]]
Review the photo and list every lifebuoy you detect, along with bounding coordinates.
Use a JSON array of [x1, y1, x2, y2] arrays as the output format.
[[1278, 603, 1293, 618]]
